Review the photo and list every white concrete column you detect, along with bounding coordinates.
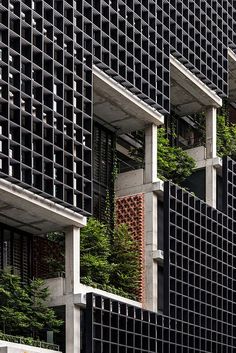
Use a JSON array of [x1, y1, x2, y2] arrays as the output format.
[[205, 162, 217, 208], [144, 192, 158, 312], [144, 124, 157, 184], [205, 107, 217, 208], [65, 226, 80, 294], [205, 107, 217, 159], [66, 304, 81, 353]]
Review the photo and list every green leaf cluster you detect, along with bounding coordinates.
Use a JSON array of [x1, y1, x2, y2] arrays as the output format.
[[0, 268, 63, 339], [157, 127, 196, 184], [217, 114, 236, 158], [80, 218, 139, 300], [110, 224, 139, 295], [129, 127, 196, 184]]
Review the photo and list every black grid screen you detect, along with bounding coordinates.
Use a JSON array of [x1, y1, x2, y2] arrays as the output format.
[[85, 158, 236, 352], [93, 123, 115, 221], [91, 0, 170, 113], [1, 1, 236, 215], [164, 181, 236, 352], [0, 0, 92, 215], [168, 0, 228, 96]]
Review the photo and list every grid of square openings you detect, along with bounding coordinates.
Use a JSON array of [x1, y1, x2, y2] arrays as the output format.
[[86, 293, 171, 353], [165, 182, 236, 352], [0, 0, 93, 215], [86, 293, 235, 353], [222, 157, 236, 220], [88, 0, 170, 114], [225, 0, 236, 53], [168, 0, 228, 96]]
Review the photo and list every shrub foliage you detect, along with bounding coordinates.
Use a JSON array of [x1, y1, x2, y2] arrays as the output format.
[[0, 268, 62, 338], [80, 218, 140, 300]]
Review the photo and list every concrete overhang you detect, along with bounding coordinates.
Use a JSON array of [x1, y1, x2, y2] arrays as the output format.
[[0, 179, 86, 234], [170, 55, 222, 115], [228, 48, 236, 100], [93, 65, 164, 134]]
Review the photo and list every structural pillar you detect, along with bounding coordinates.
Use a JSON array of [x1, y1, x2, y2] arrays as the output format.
[[144, 192, 158, 312], [144, 124, 157, 184], [65, 226, 80, 294], [205, 107, 217, 208], [66, 304, 81, 353]]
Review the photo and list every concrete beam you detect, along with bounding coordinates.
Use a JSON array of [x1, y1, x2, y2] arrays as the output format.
[[93, 65, 164, 134], [115, 169, 164, 198]]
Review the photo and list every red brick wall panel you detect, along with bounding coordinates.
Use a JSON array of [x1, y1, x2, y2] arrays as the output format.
[[116, 193, 145, 302]]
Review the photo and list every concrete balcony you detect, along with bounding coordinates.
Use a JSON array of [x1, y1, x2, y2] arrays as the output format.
[[93, 66, 164, 134], [170, 55, 222, 115]]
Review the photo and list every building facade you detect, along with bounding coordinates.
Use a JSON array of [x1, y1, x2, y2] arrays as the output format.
[[1, 0, 236, 353]]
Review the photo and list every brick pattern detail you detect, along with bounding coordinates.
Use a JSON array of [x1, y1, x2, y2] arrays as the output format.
[[116, 194, 145, 302], [32, 237, 64, 278]]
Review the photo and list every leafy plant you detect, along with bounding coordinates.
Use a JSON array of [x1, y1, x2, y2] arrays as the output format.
[[0, 268, 63, 339], [129, 127, 196, 184], [80, 218, 111, 285], [157, 127, 196, 184], [110, 224, 139, 298], [80, 218, 140, 300], [217, 114, 236, 158], [26, 278, 62, 338]]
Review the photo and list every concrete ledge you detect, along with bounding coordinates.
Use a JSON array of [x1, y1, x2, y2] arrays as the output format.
[[0, 179, 86, 234], [153, 250, 164, 264], [75, 284, 142, 308], [115, 170, 164, 197], [186, 146, 206, 162], [93, 65, 164, 134], [194, 156, 222, 170], [46, 278, 142, 308], [0, 341, 60, 353]]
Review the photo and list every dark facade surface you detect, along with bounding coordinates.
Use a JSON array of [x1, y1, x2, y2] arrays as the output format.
[[0, 224, 32, 280], [1, 1, 236, 215], [85, 157, 236, 353], [164, 181, 235, 352], [0, 0, 93, 215]]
